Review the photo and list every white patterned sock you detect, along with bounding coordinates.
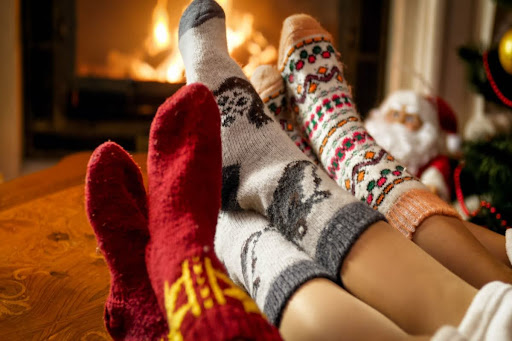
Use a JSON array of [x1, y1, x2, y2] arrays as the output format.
[[215, 210, 333, 326], [179, 0, 383, 280], [278, 14, 459, 237]]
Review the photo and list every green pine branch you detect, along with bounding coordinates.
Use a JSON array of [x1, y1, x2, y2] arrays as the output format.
[[462, 134, 512, 234]]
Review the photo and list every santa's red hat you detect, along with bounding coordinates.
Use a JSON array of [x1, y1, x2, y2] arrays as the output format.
[[426, 96, 461, 155]]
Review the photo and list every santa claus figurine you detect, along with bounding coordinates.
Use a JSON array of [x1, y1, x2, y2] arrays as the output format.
[[365, 90, 461, 202]]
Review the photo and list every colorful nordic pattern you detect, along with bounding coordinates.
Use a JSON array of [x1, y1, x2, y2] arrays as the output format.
[[318, 116, 359, 156], [302, 92, 354, 139], [164, 255, 262, 340], [344, 150, 415, 209], [281, 36, 423, 213], [262, 89, 319, 163], [326, 131, 373, 178], [279, 36, 333, 73]]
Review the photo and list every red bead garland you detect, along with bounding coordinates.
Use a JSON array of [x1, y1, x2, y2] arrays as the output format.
[[454, 162, 511, 229], [483, 51, 512, 108]]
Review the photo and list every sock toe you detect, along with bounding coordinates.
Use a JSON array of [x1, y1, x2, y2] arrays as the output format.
[[278, 14, 333, 69], [251, 65, 284, 100], [148, 83, 222, 238], [179, 0, 225, 38], [86, 141, 147, 234], [149, 83, 218, 149]]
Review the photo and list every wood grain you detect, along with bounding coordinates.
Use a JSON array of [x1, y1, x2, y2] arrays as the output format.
[[0, 152, 148, 340]]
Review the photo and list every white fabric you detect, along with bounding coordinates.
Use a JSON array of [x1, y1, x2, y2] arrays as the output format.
[[214, 211, 325, 312], [506, 229, 512, 266], [379, 90, 440, 128], [431, 326, 467, 341], [365, 93, 441, 175], [420, 166, 450, 202], [446, 133, 462, 155], [458, 281, 512, 340]]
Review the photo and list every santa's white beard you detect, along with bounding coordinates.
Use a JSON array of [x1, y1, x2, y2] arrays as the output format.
[[365, 118, 440, 175]]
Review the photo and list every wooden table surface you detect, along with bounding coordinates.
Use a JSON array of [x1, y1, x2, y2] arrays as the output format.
[[0, 152, 148, 340]]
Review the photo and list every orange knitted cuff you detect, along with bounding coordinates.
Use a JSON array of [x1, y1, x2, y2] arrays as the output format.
[[386, 189, 461, 239]]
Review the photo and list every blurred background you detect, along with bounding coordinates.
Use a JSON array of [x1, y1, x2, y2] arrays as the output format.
[[1, 0, 511, 182]]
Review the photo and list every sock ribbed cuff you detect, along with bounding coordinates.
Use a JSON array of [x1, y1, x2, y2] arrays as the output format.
[[264, 260, 334, 326], [215, 210, 334, 327], [316, 202, 385, 281], [386, 189, 461, 238]]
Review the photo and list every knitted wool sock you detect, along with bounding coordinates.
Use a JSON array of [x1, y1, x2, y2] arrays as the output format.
[[278, 14, 459, 237], [178, 0, 383, 281], [85, 142, 168, 341], [146, 83, 282, 340], [215, 209, 334, 326], [251, 65, 319, 164]]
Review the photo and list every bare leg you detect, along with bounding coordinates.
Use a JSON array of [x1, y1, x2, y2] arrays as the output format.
[[463, 220, 511, 267], [341, 221, 478, 335], [280, 278, 429, 341], [412, 216, 512, 287]]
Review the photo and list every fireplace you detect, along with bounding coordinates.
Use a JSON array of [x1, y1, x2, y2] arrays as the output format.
[[22, 0, 389, 157]]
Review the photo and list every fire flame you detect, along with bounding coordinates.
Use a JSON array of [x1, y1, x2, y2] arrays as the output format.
[[149, 0, 171, 53], [102, 0, 276, 83]]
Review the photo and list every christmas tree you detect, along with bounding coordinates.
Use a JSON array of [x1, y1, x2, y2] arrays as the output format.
[[457, 135, 512, 234], [457, 6, 512, 235]]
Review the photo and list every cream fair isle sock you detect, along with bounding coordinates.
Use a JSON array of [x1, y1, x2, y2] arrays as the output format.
[[278, 14, 459, 237]]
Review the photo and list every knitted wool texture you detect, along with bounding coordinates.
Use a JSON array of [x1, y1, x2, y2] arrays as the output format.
[[458, 281, 512, 340], [85, 142, 168, 341], [214, 209, 334, 326], [278, 14, 459, 237], [179, 0, 383, 281], [251, 65, 320, 164], [146, 83, 282, 340]]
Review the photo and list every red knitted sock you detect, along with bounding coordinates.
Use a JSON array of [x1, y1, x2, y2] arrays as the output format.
[[85, 142, 168, 341], [147, 83, 282, 340]]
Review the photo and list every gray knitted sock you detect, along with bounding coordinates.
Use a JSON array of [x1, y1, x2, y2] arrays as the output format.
[[215, 210, 333, 326], [179, 0, 384, 279]]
